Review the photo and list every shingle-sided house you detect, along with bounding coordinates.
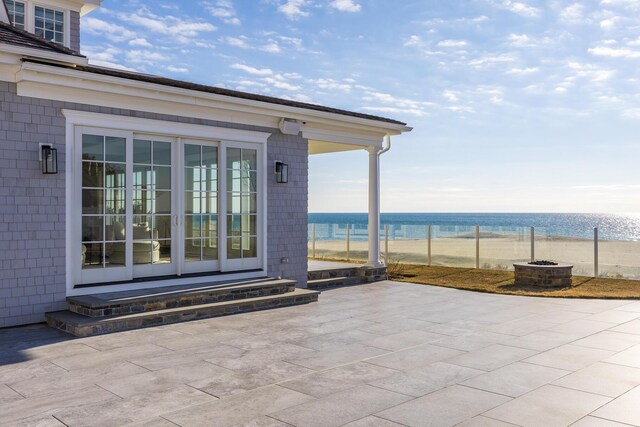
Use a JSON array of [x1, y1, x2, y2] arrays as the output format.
[[0, 0, 411, 334]]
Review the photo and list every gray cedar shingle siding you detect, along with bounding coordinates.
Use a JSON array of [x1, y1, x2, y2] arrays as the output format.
[[69, 11, 80, 53], [0, 81, 308, 328]]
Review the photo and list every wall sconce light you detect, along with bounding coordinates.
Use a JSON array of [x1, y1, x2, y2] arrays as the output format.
[[275, 161, 289, 184], [40, 143, 58, 174]]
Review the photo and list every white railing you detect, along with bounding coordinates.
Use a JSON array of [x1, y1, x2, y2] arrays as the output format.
[[308, 224, 640, 280]]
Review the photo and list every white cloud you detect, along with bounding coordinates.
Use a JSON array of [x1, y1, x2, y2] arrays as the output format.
[[469, 53, 518, 68], [125, 50, 171, 64], [118, 9, 216, 41], [437, 39, 468, 48], [313, 78, 352, 93], [328, 0, 361, 13], [600, 16, 621, 30], [167, 65, 189, 73], [422, 16, 489, 26], [225, 36, 250, 48], [205, 0, 241, 25], [559, 3, 588, 23], [506, 67, 540, 74], [129, 38, 152, 47], [489, 0, 542, 17], [507, 33, 552, 47], [230, 63, 274, 76], [278, 0, 310, 20], [261, 42, 282, 53], [83, 17, 137, 42], [404, 35, 424, 47], [264, 76, 301, 91], [588, 46, 640, 58]]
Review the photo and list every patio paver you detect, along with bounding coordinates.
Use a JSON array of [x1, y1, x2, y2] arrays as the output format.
[[1, 280, 640, 426]]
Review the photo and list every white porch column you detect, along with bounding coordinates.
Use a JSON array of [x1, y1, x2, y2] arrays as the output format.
[[366, 146, 383, 267]]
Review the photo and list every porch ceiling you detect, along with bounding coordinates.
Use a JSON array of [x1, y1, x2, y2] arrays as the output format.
[[308, 140, 372, 155]]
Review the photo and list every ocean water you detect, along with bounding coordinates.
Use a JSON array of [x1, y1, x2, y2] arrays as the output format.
[[308, 213, 640, 241]]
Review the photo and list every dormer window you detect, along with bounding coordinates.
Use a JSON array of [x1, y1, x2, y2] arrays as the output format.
[[34, 6, 64, 44], [3, 1, 69, 47], [4, 0, 26, 30]]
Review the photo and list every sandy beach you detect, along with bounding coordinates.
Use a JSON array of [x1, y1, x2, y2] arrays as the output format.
[[309, 234, 640, 279]]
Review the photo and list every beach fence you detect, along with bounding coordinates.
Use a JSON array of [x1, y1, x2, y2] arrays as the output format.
[[308, 224, 640, 280]]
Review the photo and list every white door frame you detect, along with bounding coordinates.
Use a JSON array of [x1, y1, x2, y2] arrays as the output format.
[[64, 110, 271, 297]]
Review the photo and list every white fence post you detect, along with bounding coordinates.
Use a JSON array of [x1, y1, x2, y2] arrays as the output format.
[[530, 226, 535, 262], [312, 224, 316, 259], [475, 225, 480, 269], [427, 225, 432, 266], [346, 224, 350, 261], [594, 227, 599, 278]]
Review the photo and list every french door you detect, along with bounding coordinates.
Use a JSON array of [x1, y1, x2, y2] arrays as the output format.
[[76, 127, 263, 286]]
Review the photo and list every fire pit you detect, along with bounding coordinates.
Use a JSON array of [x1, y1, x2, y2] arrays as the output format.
[[513, 261, 573, 288]]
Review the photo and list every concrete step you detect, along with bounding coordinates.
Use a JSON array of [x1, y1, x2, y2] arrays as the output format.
[[47, 288, 320, 337], [68, 278, 296, 317], [307, 276, 367, 291]]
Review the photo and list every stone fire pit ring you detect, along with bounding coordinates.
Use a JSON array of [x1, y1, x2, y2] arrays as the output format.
[[513, 261, 573, 288]]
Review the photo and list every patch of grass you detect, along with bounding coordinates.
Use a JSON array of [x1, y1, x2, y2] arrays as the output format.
[[391, 263, 640, 299]]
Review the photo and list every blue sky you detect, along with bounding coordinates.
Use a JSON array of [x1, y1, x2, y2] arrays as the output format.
[[81, 0, 640, 213]]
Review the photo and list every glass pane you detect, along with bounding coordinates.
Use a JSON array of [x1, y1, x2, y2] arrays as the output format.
[[35, 17, 43, 28], [154, 141, 171, 165], [105, 137, 126, 162], [82, 216, 103, 242], [133, 222, 155, 240], [133, 139, 152, 164], [133, 242, 153, 265], [202, 168, 217, 193], [202, 146, 217, 167], [155, 166, 171, 190], [227, 193, 241, 214], [82, 189, 103, 215], [105, 189, 125, 214], [184, 215, 200, 238], [35, 7, 43, 17], [82, 243, 103, 268], [133, 215, 151, 228], [249, 214, 257, 235], [244, 149, 257, 170], [227, 169, 241, 192], [185, 168, 200, 191], [242, 194, 257, 214], [202, 214, 217, 238], [242, 172, 257, 193], [105, 163, 126, 188], [155, 191, 171, 214], [185, 239, 201, 262], [133, 166, 152, 189], [55, 10, 63, 20], [45, 8, 53, 20], [227, 214, 241, 236], [227, 148, 241, 169], [82, 162, 103, 188], [106, 242, 126, 267], [204, 195, 217, 214], [184, 192, 200, 214], [227, 237, 241, 259], [154, 216, 172, 239], [243, 236, 257, 258], [202, 238, 218, 261], [82, 134, 103, 161], [184, 144, 201, 167], [106, 216, 126, 241], [157, 240, 171, 264], [133, 190, 152, 214]]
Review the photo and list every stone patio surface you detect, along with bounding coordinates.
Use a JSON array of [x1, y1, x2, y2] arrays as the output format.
[[2, 281, 640, 427]]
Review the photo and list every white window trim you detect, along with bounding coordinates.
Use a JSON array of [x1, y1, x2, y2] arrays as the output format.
[[63, 110, 272, 297]]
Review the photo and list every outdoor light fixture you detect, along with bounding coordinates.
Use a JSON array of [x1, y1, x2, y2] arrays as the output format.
[[278, 118, 301, 135], [40, 143, 58, 174], [275, 161, 289, 184]]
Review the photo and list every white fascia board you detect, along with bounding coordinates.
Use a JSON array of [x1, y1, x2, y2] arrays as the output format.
[[302, 126, 384, 148], [17, 61, 410, 137], [0, 44, 88, 66], [62, 110, 272, 143]]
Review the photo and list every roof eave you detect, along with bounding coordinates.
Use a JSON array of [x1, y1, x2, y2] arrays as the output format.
[[0, 44, 87, 66]]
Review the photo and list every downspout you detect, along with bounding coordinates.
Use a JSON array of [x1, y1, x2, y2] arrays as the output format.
[[379, 134, 392, 156]]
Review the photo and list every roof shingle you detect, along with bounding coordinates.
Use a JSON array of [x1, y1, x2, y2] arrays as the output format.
[[0, 22, 84, 57]]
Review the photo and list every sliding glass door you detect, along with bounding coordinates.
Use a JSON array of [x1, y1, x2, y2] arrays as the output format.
[[75, 127, 263, 286]]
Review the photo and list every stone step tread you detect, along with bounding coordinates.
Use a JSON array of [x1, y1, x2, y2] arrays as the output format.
[[54, 289, 319, 326], [68, 278, 295, 309], [307, 276, 363, 284]]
